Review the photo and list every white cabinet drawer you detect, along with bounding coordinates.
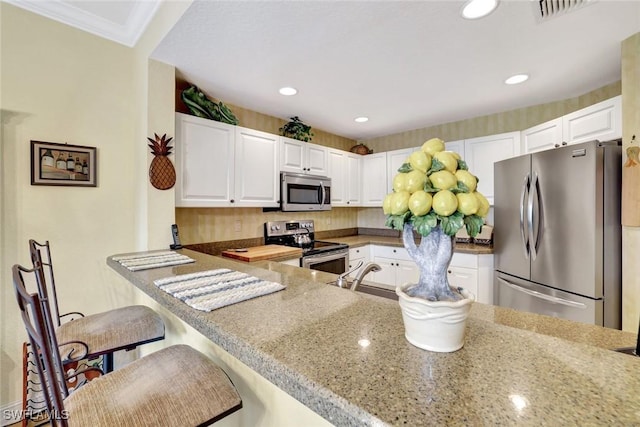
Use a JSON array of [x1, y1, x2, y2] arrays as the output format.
[[450, 252, 478, 269], [349, 246, 369, 260], [371, 245, 412, 261]]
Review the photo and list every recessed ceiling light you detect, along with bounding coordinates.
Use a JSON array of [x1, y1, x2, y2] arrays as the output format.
[[279, 87, 297, 96], [354, 116, 369, 123], [505, 74, 529, 85], [461, 0, 498, 19]]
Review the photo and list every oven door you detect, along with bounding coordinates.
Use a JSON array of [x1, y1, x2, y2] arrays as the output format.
[[281, 172, 331, 211], [302, 250, 348, 275]]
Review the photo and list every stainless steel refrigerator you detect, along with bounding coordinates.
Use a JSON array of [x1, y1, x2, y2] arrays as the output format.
[[493, 139, 622, 329]]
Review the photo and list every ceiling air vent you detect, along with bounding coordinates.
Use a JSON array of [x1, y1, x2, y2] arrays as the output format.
[[535, 0, 596, 22]]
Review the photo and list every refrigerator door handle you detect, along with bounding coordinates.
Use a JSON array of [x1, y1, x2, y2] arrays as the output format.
[[527, 172, 539, 260], [519, 174, 530, 260], [497, 277, 587, 309]]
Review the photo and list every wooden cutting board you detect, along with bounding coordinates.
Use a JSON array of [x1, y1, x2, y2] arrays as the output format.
[[221, 245, 302, 262]]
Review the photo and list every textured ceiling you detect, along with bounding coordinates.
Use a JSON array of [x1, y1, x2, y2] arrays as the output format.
[[9, 0, 640, 141], [151, 1, 640, 140]]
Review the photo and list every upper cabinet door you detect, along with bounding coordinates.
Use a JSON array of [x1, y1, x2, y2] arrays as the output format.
[[234, 127, 279, 207], [279, 137, 328, 175], [361, 152, 388, 207], [280, 137, 305, 173], [175, 113, 235, 207], [464, 131, 520, 205], [562, 96, 621, 144], [327, 149, 347, 206], [346, 153, 362, 206], [521, 118, 563, 154], [305, 143, 328, 176]]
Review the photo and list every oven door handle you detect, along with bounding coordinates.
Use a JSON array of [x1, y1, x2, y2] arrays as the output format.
[[302, 250, 348, 268]]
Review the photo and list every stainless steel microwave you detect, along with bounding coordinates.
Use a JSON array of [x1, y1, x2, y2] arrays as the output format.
[[280, 172, 331, 211]]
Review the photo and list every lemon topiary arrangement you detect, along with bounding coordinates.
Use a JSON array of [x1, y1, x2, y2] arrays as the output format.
[[383, 138, 489, 303]]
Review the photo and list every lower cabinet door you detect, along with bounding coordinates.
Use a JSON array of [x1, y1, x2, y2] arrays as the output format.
[[447, 266, 478, 299], [395, 260, 419, 287]]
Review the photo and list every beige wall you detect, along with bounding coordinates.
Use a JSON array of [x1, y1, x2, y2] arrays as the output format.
[[0, 2, 190, 410], [621, 33, 640, 331], [361, 81, 621, 152]]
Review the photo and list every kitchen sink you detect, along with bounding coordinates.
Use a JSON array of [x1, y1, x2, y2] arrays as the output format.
[[326, 280, 398, 301]]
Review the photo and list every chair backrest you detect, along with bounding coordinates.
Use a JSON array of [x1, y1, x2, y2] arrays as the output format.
[[13, 262, 70, 426], [29, 239, 63, 327]]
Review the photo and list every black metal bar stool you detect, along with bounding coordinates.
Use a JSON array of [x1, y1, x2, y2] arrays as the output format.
[[13, 262, 243, 426], [29, 239, 165, 371]]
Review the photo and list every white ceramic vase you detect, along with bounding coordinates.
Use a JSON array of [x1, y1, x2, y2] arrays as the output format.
[[396, 283, 475, 352]]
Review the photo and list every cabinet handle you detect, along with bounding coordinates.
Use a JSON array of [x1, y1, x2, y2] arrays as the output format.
[[230, 199, 235, 203], [447, 270, 452, 274], [347, 201, 350, 204], [561, 141, 567, 146], [393, 249, 397, 253], [554, 144, 560, 148]]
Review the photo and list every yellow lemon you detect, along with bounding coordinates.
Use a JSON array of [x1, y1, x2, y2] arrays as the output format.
[[390, 191, 410, 215], [432, 190, 458, 216], [456, 193, 479, 215], [405, 170, 427, 193], [455, 170, 477, 192], [428, 170, 457, 190], [474, 192, 490, 217], [392, 173, 407, 192], [433, 151, 458, 173], [421, 138, 445, 156], [445, 150, 461, 160], [409, 150, 432, 173], [408, 190, 432, 216], [383, 193, 393, 215]]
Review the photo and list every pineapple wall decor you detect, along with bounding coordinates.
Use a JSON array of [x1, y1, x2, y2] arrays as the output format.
[[148, 133, 176, 190]]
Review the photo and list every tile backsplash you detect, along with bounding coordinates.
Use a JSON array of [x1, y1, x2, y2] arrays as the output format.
[[176, 207, 359, 244]]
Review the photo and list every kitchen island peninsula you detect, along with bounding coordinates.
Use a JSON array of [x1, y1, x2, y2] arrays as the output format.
[[107, 249, 639, 426]]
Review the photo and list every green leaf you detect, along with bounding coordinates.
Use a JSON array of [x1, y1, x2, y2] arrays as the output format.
[[457, 159, 468, 171], [423, 177, 439, 193], [451, 181, 470, 194], [385, 212, 412, 231], [439, 211, 464, 236], [427, 157, 445, 174], [411, 212, 438, 236], [398, 162, 412, 173], [464, 215, 484, 237]]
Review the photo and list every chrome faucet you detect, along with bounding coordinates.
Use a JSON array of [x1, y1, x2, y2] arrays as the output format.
[[350, 262, 382, 291], [336, 260, 363, 288]]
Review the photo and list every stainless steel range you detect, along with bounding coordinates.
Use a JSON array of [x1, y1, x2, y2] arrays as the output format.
[[264, 220, 348, 274]]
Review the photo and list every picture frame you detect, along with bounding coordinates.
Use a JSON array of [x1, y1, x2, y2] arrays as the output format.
[[31, 141, 97, 187]]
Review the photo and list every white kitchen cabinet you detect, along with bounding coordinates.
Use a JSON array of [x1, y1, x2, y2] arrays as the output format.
[[347, 245, 370, 277], [175, 113, 279, 208], [234, 127, 279, 207], [562, 96, 621, 144], [445, 139, 465, 159], [521, 118, 563, 154], [328, 149, 361, 206], [175, 113, 235, 207], [449, 252, 493, 304], [280, 137, 328, 176], [361, 153, 388, 207], [346, 153, 362, 206], [386, 148, 413, 192], [370, 245, 419, 288], [464, 132, 520, 205]]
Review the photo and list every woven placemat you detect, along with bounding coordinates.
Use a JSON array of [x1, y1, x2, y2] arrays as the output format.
[[154, 268, 285, 312], [113, 251, 195, 271]]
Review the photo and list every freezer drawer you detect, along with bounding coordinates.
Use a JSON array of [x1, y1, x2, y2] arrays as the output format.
[[494, 272, 602, 326]]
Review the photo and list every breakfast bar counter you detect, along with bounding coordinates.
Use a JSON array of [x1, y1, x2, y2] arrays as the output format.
[[107, 249, 639, 426]]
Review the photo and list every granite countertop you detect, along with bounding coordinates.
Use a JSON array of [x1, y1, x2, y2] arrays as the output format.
[[107, 249, 639, 426]]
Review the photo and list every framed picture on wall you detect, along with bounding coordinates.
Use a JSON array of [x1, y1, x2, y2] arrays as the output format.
[[31, 141, 97, 187]]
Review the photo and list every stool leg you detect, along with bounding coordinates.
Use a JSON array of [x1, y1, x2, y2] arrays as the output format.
[[103, 353, 114, 373]]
